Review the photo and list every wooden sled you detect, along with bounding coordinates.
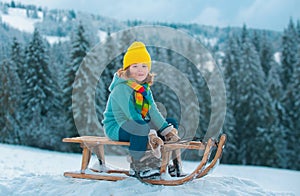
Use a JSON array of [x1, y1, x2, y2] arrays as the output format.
[[63, 134, 226, 186]]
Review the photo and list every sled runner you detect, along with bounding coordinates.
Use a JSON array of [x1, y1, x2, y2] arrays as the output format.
[[62, 134, 226, 186]]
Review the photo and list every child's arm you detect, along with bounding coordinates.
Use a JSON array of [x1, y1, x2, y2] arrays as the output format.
[[110, 84, 145, 121]]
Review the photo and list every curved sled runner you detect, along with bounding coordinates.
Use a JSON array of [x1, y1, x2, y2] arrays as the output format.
[[63, 134, 226, 186]]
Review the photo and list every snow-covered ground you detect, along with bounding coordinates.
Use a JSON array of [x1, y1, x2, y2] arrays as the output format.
[[0, 7, 69, 44], [0, 143, 299, 196], [0, 7, 43, 33]]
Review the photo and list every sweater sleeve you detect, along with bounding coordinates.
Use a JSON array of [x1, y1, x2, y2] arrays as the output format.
[[148, 90, 169, 131]]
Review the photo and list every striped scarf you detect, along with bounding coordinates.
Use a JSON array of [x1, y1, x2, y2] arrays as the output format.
[[126, 80, 151, 119]]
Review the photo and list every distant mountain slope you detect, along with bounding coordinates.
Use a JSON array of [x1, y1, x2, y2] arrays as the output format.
[[0, 2, 282, 50]]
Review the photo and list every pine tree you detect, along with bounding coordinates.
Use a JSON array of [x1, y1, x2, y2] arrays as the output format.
[[237, 25, 275, 166], [11, 37, 25, 80], [281, 19, 298, 89], [48, 41, 71, 90], [280, 19, 300, 169], [282, 50, 300, 170], [151, 46, 182, 123], [222, 34, 241, 163], [0, 62, 3, 139], [260, 32, 276, 77], [221, 105, 237, 164], [95, 30, 119, 126], [290, 61, 300, 170], [63, 22, 90, 137], [266, 64, 288, 168], [297, 20, 300, 44], [119, 29, 135, 49], [22, 28, 61, 148], [251, 36, 285, 168], [0, 59, 22, 144], [10, 38, 25, 144], [185, 41, 211, 141], [252, 31, 261, 54], [104, 30, 118, 85]]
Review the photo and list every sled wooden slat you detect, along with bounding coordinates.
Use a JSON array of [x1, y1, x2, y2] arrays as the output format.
[[81, 146, 92, 173], [196, 134, 227, 178], [64, 172, 127, 181], [160, 150, 171, 174], [63, 136, 206, 150], [163, 143, 206, 150], [63, 136, 130, 146]]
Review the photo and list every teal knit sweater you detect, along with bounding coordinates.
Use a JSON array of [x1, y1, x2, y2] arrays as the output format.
[[102, 73, 169, 140]]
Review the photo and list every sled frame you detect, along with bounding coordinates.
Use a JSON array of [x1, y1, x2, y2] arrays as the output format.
[[63, 134, 226, 186]]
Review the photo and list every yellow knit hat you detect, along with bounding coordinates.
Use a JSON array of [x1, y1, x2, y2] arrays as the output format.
[[123, 41, 151, 70]]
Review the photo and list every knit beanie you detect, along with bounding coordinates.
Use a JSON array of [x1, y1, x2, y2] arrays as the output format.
[[123, 41, 151, 70]]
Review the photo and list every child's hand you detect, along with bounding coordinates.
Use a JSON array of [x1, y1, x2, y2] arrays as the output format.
[[165, 128, 180, 142], [148, 130, 164, 158], [149, 133, 164, 149]]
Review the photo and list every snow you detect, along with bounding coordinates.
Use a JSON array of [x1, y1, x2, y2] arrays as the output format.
[[0, 7, 69, 44], [0, 143, 299, 195], [0, 7, 42, 33], [198, 35, 218, 47], [98, 30, 107, 43], [274, 52, 281, 64], [43, 35, 70, 45]]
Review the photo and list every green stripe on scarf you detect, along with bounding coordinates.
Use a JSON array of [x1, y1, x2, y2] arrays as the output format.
[[126, 80, 151, 118]]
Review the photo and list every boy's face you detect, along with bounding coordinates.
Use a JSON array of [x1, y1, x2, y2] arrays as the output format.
[[128, 63, 149, 83]]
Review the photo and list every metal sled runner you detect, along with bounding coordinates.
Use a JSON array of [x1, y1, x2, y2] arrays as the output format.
[[62, 134, 226, 186]]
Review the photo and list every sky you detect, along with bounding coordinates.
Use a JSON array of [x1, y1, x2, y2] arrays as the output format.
[[4, 0, 300, 31]]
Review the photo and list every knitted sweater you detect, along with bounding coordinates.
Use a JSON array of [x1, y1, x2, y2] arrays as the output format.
[[102, 73, 169, 140]]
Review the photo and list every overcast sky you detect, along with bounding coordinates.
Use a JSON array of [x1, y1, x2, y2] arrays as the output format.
[[6, 0, 300, 31]]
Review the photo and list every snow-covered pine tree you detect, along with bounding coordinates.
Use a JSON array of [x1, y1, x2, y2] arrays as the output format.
[[297, 20, 300, 40], [252, 31, 261, 55], [11, 37, 25, 81], [96, 30, 117, 124], [152, 45, 181, 122], [103, 30, 118, 86], [22, 28, 61, 149], [288, 60, 300, 170], [259, 32, 275, 77], [0, 62, 3, 138], [279, 19, 300, 169], [281, 19, 298, 90], [237, 25, 276, 166], [254, 32, 288, 167], [95, 76, 107, 129], [184, 41, 210, 140], [266, 63, 288, 168], [64, 22, 90, 137], [119, 28, 135, 49], [72, 47, 101, 136], [9, 37, 25, 144], [220, 105, 237, 164], [48, 42, 74, 151], [0, 59, 22, 144], [49, 41, 71, 90], [222, 33, 241, 164], [281, 41, 300, 170]]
